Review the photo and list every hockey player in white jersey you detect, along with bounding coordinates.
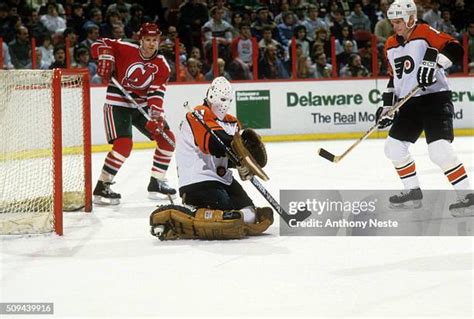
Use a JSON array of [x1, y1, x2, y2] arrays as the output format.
[[149, 77, 273, 240], [375, 0, 473, 216]]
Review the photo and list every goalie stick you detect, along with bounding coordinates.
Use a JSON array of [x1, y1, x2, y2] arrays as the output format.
[[184, 102, 311, 225], [110, 76, 175, 148], [317, 86, 421, 163]]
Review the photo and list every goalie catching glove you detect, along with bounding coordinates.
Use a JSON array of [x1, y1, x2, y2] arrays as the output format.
[[149, 205, 273, 240], [231, 128, 268, 181]]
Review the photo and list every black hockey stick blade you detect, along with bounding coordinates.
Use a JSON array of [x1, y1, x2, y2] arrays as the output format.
[[317, 148, 339, 163]]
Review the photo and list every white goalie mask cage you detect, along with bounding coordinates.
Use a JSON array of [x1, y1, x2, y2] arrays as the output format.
[[387, 0, 417, 28], [206, 77, 233, 120]]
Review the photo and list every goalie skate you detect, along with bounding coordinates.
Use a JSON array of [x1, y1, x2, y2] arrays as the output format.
[[450, 193, 474, 217], [147, 177, 177, 200], [93, 181, 121, 205], [389, 188, 423, 209]]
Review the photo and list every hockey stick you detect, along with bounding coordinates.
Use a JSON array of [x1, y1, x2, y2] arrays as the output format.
[[184, 102, 311, 225], [317, 86, 422, 163], [110, 76, 175, 148]]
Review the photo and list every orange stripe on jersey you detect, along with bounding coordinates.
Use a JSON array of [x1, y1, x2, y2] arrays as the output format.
[[186, 105, 240, 154], [445, 165, 467, 184], [384, 23, 458, 52], [396, 161, 416, 179]]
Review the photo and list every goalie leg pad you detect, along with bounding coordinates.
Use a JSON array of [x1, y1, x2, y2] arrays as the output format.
[[246, 207, 274, 236], [149, 205, 247, 240]]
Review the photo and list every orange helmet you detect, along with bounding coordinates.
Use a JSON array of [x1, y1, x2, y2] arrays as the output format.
[[138, 23, 161, 39]]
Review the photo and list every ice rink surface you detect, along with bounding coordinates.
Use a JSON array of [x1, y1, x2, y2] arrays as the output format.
[[1, 137, 473, 318]]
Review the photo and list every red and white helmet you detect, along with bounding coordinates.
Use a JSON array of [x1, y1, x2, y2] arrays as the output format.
[[206, 77, 233, 120], [138, 23, 162, 39]]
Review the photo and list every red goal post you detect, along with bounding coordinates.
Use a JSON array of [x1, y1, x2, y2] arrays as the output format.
[[0, 69, 92, 236]]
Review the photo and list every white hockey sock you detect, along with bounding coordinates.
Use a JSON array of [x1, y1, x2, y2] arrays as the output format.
[[393, 157, 420, 190]]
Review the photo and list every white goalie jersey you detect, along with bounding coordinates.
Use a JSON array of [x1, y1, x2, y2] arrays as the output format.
[[175, 105, 240, 188]]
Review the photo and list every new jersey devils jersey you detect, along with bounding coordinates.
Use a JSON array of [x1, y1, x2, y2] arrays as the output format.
[[91, 38, 171, 111], [384, 23, 457, 99], [176, 105, 240, 188]]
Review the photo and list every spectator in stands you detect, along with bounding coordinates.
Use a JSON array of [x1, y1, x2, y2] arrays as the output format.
[[227, 56, 252, 80], [80, 25, 99, 50], [111, 23, 126, 40], [277, 11, 296, 49], [107, 0, 131, 17], [34, 48, 49, 69], [468, 21, 474, 62], [231, 23, 254, 71], [2, 41, 14, 69], [178, 57, 205, 82], [63, 28, 78, 62], [340, 53, 369, 78], [205, 57, 231, 80], [177, 0, 209, 51], [329, 8, 352, 40], [312, 27, 331, 58], [202, 6, 233, 63], [337, 40, 357, 69], [73, 46, 97, 77], [348, 1, 371, 33], [38, 0, 65, 17], [434, 8, 460, 38], [66, 3, 85, 35], [374, 0, 392, 46], [230, 11, 243, 37], [274, 1, 294, 25], [9, 25, 31, 69], [314, 52, 333, 78], [258, 44, 289, 79], [100, 8, 122, 39], [189, 46, 208, 72], [26, 8, 49, 42], [451, 0, 470, 33], [82, 7, 102, 35], [469, 62, 474, 75], [251, 6, 276, 41], [363, 0, 378, 29], [335, 26, 358, 55], [291, 25, 310, 58], [297, 55, 316, 79], [0, 3, 11, 42], [258, 26, 285, 60], [38, 34, 54, 68], [214, 0, 231, 23], [48, 44, 66, 69], [304, 4, 329, 42], [40, 2, 66, 35], [422, 0, 442, 27]]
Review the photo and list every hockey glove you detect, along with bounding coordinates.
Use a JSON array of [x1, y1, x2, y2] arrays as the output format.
[[417, 47, 438, 88], [375, 91, 396, 129], [97, 46, 115, 80], [145, 108, 165, 139]]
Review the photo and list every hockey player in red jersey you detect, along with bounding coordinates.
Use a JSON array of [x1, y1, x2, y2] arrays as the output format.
[[375, 0, 473, 216], [91, 23, 176, 205]]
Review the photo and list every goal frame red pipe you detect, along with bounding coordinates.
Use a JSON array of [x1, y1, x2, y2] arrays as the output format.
[[52, 68, 92, 235]]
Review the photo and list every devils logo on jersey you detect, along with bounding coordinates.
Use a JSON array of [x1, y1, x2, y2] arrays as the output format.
[[394, 55, 415, 79], [124, 62, 159, 90]]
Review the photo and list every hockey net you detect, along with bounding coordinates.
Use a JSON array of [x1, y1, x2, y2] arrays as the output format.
[[0, 69, 92, 235]]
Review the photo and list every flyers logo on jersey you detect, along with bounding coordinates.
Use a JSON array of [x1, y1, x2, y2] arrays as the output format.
[[124, 62, 159, 90], [394, 55, 415, 79]]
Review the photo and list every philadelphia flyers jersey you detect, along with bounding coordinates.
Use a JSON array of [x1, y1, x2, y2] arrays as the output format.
[[176, 105, 240, 188], [384, 23, 457, 98], [91, 38, 170, 111]]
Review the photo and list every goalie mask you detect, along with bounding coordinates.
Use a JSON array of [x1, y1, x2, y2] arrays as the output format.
[[206, 77, 233, 120], [387, 0, 417, 28]]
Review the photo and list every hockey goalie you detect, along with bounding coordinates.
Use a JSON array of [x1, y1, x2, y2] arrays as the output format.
[[150, 77, 273, 240]]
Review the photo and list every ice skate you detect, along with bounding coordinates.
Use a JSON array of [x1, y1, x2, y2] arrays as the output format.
[[93, 181, 121, 205], [389, 188, 423, 209], [450, 193, 474, 217], [147, 177, 177, 200]]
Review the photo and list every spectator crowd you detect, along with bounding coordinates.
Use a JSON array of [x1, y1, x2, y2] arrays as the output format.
[[1, 0, 473, 82]]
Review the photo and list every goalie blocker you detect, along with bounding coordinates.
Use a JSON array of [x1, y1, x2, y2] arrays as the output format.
[[149, 205, 273, 240]]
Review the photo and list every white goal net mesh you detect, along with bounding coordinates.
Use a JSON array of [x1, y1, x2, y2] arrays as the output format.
[[0, 70, 87, 234]]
